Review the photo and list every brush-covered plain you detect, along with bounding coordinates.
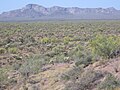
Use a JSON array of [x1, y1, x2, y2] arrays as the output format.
[[0, 20, 120, 90]]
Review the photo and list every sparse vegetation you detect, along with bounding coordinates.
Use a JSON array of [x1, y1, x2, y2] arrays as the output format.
[[98, 74, 120, 90], [0, 21, 120, 90], [64, 68, 104, 90]]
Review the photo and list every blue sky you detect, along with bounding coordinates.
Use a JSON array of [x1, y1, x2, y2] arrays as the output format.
[[0, 0, 120, 13]]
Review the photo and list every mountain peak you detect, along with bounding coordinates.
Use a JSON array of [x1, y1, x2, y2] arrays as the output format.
[[106, 7, 117, 12], [107, 7, 116, 9], [25, 4, 44, 9], [0, 4, 120, 20]]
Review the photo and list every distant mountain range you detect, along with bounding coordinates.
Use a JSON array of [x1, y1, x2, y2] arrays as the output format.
[[0, 4, 120, 21]]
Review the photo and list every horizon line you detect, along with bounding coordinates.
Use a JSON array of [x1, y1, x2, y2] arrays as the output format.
[[0, 3, 119, 14]]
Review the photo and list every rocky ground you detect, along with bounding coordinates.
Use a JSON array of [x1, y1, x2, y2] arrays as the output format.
[[4, 57, 120, 90]]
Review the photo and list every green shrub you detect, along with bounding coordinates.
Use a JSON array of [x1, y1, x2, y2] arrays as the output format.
[[52, 46, 64, 55], [63, 36, 72, 44], [98, 74, 120, 90], [13, 55, 22, 60], [50, 37, 59, 43], [12, 63, 21, 70], [75, 54, 93, 67], [8, 47, 18, 54], [61, 66, 84, 82], [45, 51, 56, 58], [0, 68, 7, 84], [49, 54, 65, 63], [64, 69, 104, 90], [89, 34, 120, 59], [70, 45, 94, 67], [40, 37, 51, 44], [0, 48, 6, 54], [19, 56, 45, 77], [5, 38, 12, 44], [69, 44, 85, 60], [0, 68, 9, 85]]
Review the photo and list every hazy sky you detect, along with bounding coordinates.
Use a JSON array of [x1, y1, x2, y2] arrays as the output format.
[[0, 0, 120, 13]]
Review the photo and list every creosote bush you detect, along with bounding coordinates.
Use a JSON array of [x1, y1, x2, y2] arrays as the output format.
[[98, 74, 120, 90], [64, 68, 104, 90], [90, 34, 120, 59], [0, 48, 6, 54], [19, 56, 46, 77], [8, 47, 18, 54], [63, 36, 72, 44], [61, 66, 84, 82], [70, 44, 95, 67], [75, 54, 93, 67], [40, 37, 59, 44], [0, 68, 9, 86], [40, 37, 51, 44]]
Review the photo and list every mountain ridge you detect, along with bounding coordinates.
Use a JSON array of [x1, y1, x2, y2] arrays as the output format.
[[0, 4, 120, 20]]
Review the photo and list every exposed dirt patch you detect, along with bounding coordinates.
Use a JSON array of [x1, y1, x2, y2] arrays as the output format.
[[8, 63, 73, 90]]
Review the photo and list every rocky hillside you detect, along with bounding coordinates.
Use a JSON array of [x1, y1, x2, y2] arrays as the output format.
[[5, 58, 120, 90], [0, 4, 120, 20]]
